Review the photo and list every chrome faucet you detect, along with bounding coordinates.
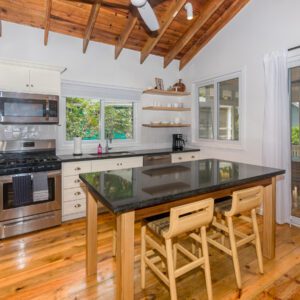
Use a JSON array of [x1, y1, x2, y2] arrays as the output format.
[[105, 137, 112, 153]]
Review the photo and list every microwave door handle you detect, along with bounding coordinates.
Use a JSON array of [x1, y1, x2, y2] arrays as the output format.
[[45, 100, 50, 120]]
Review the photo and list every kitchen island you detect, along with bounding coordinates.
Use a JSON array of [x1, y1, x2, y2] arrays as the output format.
[[80, 159, 285, 300]]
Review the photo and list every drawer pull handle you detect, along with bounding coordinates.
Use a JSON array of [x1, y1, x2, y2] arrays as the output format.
[[74, 203, 82, 208], [74, 192, 81, 196], [191, 156, 195, 159], [74, 179, 81, 183], [178, 157, 182, 160], [75, 167, 81, 171], [117, 163, 119, 166]]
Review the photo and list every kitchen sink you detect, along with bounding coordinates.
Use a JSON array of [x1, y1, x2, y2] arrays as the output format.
[[89, 151, 131, 157]]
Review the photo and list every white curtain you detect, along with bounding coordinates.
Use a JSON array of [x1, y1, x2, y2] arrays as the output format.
[[262, 50, 291, 224]]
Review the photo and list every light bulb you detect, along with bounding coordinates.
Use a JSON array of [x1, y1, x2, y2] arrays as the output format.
[[185, 3, 193, 20]]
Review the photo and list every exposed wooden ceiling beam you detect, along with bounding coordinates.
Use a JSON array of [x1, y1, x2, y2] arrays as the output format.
[[179, 0, 249, 70], [83, 1, 102, 53], [164, 0, 226, 68], [140, 0, 186, 64], [115, 10, 138, 59], [67, 0, 129, 10], [44, 0, 52, 46]]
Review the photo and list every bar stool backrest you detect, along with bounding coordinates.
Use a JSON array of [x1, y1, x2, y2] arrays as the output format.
[[163, 198, 214, 239], [225, 186, 264, 217]]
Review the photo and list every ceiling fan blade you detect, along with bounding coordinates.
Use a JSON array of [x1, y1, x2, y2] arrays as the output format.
[[137, 1, 159, 31]]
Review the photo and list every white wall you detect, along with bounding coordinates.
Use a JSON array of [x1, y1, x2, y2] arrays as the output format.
[[180, 0, 300, 165], [0, 22, 184, 152]]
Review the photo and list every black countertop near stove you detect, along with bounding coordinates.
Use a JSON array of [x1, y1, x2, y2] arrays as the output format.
[[79, 159, 285, 214], [58, 148, 200, 163]]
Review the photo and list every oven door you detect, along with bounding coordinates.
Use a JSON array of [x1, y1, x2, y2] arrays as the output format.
[[0, 170, 61, 222], [0, 92, 59, 124]]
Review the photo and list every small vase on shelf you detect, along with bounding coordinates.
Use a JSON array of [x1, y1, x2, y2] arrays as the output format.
[[173, 79, 186, 92]]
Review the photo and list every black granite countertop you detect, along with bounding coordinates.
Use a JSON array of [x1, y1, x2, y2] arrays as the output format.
[[58, 148, 200, 162], [79, 159, 285, 214]]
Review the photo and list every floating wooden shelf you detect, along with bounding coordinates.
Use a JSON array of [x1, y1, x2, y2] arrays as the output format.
[[142, 165, 190, 177], [143, 89, 191, 96], [142, 123, 191, 128], [143, 106, 191, 111]]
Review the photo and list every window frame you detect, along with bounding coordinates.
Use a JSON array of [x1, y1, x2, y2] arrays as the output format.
[[101, 99, 138, 145], [65, 96, 102, 142], [60, 96, 139, 150], [193, 70, 245, 150]]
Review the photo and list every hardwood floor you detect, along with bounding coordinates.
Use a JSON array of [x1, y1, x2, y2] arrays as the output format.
[[0, 213, 300, 300]]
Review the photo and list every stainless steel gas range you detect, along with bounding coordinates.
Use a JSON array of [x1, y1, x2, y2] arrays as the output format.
[[0, 139, 61, 239]]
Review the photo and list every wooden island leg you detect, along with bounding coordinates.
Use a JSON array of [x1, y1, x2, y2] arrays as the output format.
[[86, 190, 98, 276], [263, 177, 276, 259], [116, 211, 135, 300]]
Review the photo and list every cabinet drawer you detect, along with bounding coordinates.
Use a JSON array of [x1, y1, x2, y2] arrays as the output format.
[[91, 156, 143, 172], [62, 161, 91, 176], [171, 151, 201, 163], [63, 175, 84, 189], [63, 187, 86, 202], [63, 199, 86, 216]]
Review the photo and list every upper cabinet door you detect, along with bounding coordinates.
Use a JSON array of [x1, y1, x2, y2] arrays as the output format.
[[0, 64, 30, 93], [29, 69, 61, 95]]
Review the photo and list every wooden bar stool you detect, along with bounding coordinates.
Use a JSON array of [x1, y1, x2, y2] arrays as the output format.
[[207, 186, 264, 289], [141, 198, 214, 300]]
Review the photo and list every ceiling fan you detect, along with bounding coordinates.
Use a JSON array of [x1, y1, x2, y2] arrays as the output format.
[[131, 0, 159, 31]]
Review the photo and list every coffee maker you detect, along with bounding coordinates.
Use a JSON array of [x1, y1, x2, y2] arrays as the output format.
[[172, 134, 185, 151]]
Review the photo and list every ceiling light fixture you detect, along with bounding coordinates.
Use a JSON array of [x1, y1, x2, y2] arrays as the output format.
[[184, 2, 193, 20]]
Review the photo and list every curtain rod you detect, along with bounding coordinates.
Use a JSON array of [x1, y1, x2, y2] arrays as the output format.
[[288, 45, 300, 51]]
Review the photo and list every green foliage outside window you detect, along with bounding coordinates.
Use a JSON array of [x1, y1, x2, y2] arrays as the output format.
[[66, 97, 100, 140], [66, 97, 134, 141], [292, 126, 300, 145], [104, 104, 133, 140]]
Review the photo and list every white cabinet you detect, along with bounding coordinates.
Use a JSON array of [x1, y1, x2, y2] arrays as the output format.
[[63, 199, 86, 217], [171, 151, 201, 163], [0, 65, 29, 93], [29, 68, 60, 94], [62, 161, 92, 221], [63, 186, 87, 202], [62, 156, 143, 221], [0, 63, 61, 95], [91, 156, 143, 172], [62, 161, 92, 176]]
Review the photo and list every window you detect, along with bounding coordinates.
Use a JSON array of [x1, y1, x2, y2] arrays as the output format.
[[104, 103, 133, 140], [199, 84, 214, 139], [196, 73, 240, 142], [66, 97, 135, 142], [66, 97, 100, 141]]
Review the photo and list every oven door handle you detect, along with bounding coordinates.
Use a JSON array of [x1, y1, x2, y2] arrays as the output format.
[[0, 170, 61, 183]]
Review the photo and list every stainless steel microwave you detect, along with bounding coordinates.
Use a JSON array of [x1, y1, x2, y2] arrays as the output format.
[[0, 91, 59, 124]]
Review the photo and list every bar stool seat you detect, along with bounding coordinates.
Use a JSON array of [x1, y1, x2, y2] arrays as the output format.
[[146, 216, 170, 236], [141, 198, 214, 300], [214, 199, 232, 214]]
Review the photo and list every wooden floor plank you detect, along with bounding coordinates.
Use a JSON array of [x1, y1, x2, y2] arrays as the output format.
[[0, 213, 299, 299]]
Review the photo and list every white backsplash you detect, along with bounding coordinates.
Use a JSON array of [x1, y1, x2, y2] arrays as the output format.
[[0, 125, 57, 140]]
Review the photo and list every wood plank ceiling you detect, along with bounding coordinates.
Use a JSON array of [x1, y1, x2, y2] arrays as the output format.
[[0, 0, 249, 70]]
